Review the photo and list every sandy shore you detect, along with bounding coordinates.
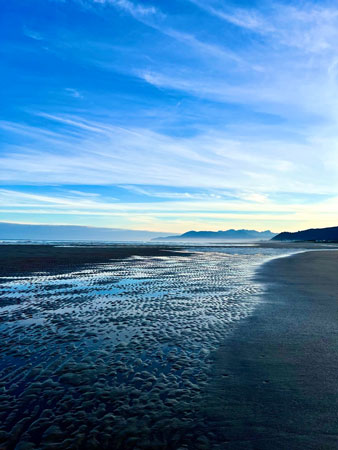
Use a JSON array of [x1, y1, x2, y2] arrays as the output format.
[[0, 241, 335, 276], [2, 244, 338, 448], [0, 244, 190, 276], [204, 250, 338, 449]]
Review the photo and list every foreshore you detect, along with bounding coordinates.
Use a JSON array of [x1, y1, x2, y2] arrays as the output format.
[[204, 250, 338, 449], [0, 241, 333, 277], [2, 244, 338, 448], [0, 244, 190, 276]]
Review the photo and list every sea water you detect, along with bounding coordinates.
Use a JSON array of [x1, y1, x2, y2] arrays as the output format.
[[0, 244, 298, 449]]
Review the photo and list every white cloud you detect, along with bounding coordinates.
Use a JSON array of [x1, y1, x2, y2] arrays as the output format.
[[188, 0, 270, 32], [3, 185, 338, 233], [1, 113, 324, 193], [189, 1, 338, 54], [6, 0, 338, 232], [23, 27, 44, 41], [65, 88, 83, 98], [120, 185, 223, 200], [66, 190, 100, 197], [110, 0, 158, 17], [79, 0, 243, 67], [0, 113, 338, 198], [87, 0, 161, 19]]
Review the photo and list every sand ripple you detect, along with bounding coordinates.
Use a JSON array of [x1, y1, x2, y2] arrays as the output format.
[[0, 251, 264, 449]]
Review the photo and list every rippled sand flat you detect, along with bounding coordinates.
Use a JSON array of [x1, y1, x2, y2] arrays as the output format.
[[0, 245, 294, 449]]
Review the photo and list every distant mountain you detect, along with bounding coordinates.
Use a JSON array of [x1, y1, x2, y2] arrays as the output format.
[[0, 222, 174, 241], [153, 229, 276, 241], [272, 226, 338, 242]]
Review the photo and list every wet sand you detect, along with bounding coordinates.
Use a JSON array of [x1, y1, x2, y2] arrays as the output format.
[[0, 244, 190, 276], [2, 244, 338, 449], [205, 250, 338, 449], [0, 241, 335, 277], [0, 244, 262, 449]]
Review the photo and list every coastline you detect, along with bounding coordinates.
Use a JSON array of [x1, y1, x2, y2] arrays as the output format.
[[203, 250, 338, 449]]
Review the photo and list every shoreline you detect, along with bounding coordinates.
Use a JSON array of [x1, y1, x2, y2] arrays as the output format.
[[203, 249, 338, 449], [1, 241, 335, 276]]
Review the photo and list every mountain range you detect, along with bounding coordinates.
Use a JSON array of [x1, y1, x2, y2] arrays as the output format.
[[153, 229, 276, 241], [0, 222, 174, 241], [5, 222, 338, 243], [272, 226, 338, 242]]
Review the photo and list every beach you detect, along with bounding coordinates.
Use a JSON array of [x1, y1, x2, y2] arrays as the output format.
[[205, 250, 338, 449], [0, 244, 191, 277], [0, 243, 266, 449], [1, 244, 338, 448]]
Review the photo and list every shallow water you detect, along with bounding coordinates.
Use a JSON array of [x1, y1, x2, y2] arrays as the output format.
[[0, 246, 296, 449]]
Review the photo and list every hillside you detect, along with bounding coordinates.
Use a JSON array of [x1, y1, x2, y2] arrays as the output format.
[[0, 222, 174, 241], [272, 226, 338, 242], [153, 229, 276, 241]]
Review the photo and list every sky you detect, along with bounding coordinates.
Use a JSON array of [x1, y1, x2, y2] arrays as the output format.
[[2, 0, 338, 233]]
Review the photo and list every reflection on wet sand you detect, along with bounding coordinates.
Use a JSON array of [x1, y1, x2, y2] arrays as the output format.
[[0, 244, 303, 449]]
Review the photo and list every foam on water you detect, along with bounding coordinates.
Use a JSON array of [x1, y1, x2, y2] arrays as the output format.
[[0, 246, 296, 449]]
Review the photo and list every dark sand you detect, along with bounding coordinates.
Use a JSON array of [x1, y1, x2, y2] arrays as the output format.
[[2, 244, 338, 449], [0, 241, 334, 277], [204, 250, 338, 449], [0, 244, 190, 276]]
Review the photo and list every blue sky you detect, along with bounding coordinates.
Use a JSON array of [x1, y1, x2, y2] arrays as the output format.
[[2, 0, 338, 233]]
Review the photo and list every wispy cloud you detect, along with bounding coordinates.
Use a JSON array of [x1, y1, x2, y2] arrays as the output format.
[[120, 185, 223, 200], [23, 27, 44, 41], [92, 0, 160, 18], [135, 16, 338, 125], [65, 88, 83, 99], [2, 186, 338, 233], [1, 112, 323, 194], [80, 0, 243, 67], [4, 0, 338, 231], [188, 0, 270, 32], [189, 1, 338, 54]]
